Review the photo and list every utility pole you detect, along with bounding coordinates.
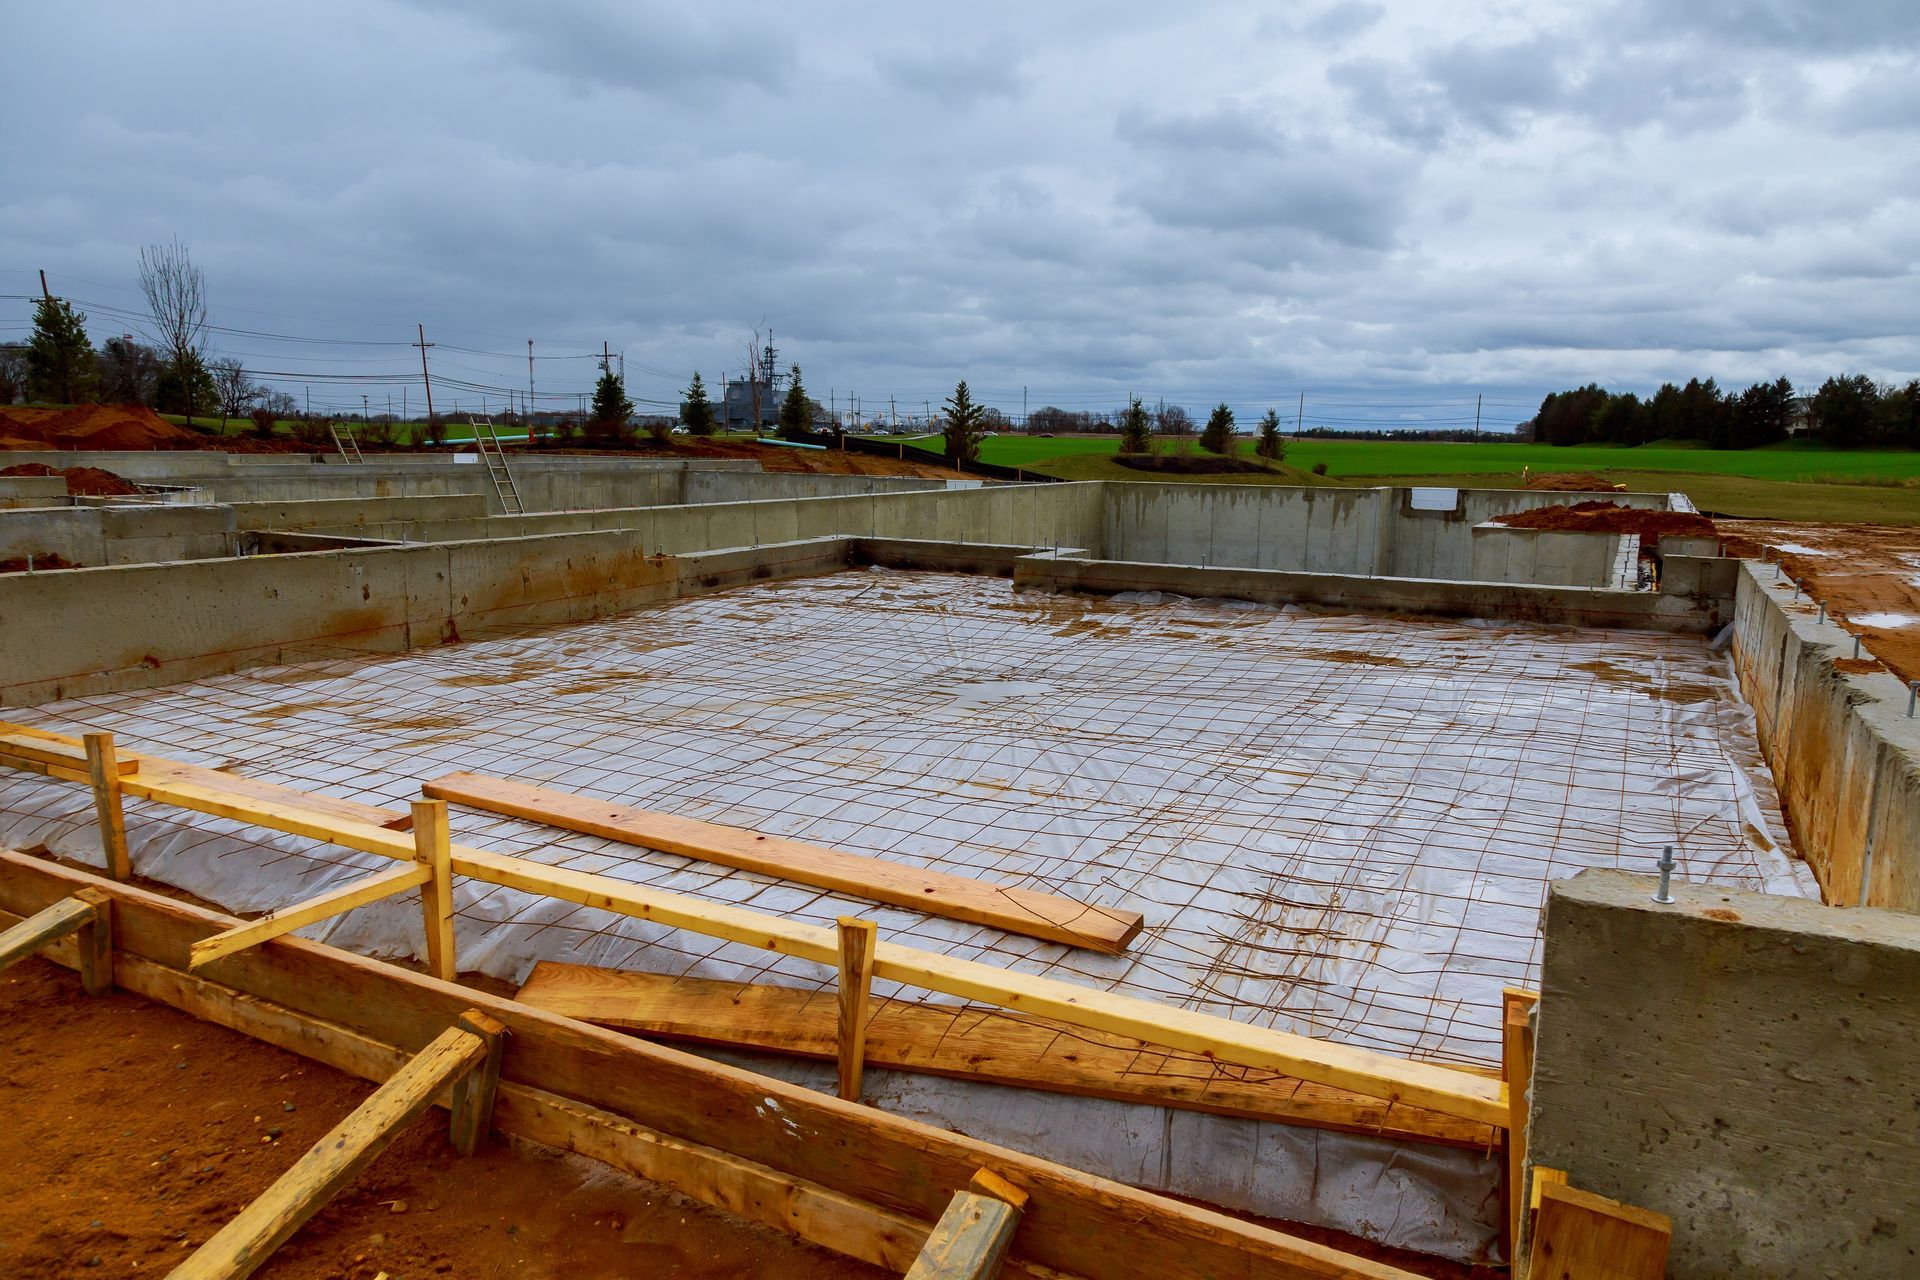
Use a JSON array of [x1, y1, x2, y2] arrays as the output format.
[[890, 395, 896, 431], [1023, 385, 1028, 429], [527, 340, 535, 422], [38, 270, 51, 301], [362, 394, 369, 422], [304, 386, 309, 418], [1296, 391, 1304, 436], [1474, 392, 1482, 441], [414, 324, 436, 428]]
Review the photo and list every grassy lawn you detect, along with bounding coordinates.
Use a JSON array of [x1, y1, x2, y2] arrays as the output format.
[[1375, 470, 1920, 525]]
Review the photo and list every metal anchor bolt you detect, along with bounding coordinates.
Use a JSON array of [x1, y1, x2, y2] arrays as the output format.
[[1653, 845, 1677, 904]]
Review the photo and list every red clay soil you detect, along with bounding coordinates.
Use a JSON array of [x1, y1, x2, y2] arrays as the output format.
[[0, 404, 206, 451], [1720, 519, 1920, 686], [1494, 500, 1718, 551], [1523, 472, 1623, 492], [536, 439, 976, 480], [0, 954, 881, 1278], [0, 461, 141, 496], [0, 552, 78, 573]]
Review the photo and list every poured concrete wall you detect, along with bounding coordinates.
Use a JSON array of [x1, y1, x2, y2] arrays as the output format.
[[227, 494, 490, 531], [1529, 869, 1920, 1278], [0, 476, 66, 508], [1731, 562, 1920, 910], [0, 504, 237, 566], [1468, 526, 1634, 588]]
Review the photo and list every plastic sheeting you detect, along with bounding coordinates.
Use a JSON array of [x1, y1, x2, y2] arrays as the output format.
[[0, 569, 1813, 1262]]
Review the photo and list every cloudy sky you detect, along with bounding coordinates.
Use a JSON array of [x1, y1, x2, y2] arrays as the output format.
[[2, 0, 1916, 428]]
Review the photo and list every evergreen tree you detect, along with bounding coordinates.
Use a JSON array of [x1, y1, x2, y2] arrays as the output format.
[[680, 371, 716, 436], [154, 350, 215, 420], [942, 379, 987, 464], [1255, 408, 1286, 461], [25, 296, 95, 404], [589, 362, 634, 435], [778, 363, 814, 440], [1811, 373, 1878, 447], [1200, 402, 1236, 455], [1118, 395, 1151, 453]]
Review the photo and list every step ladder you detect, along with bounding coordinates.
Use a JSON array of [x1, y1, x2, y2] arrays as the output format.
[[470, 415, 524, 514], [328, 421, 364, 463]]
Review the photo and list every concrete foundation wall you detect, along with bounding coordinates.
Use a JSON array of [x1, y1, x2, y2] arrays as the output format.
[[227, 494, 490, 531], [0, 477, 67, 507], [0, 504, 238, 567], [1730, 562, 1920, 910], [1529, 869, 1920, 1277], [1467, 526, 1633, 588]]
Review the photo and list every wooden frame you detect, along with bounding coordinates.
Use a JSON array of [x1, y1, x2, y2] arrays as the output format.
[[907, 1168, 1031, 1280], [188, 863, 431, 970], [0, 888, 113, 995], [0, 850, 1427, 1280], [1502, 987, 1540, 1261], [0, 722, 1507, 1127]]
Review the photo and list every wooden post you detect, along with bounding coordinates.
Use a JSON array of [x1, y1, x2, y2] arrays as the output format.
[[904, 1168, 1029, 1280], [169, 1016, 491, 1280], [412, 798, 457, 981], [1502, 987, 1540, 1263], [1527, 1180, 1670, 1280], [836, 916, 878, 1101], [449, 1009, 506, 1155], [0, 895, 98, 974], [84, 732, 130, 881], [73, 887, 114, 997]]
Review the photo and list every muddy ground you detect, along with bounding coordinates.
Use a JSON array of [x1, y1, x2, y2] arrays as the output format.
[[1719, 519, 1920, 684]]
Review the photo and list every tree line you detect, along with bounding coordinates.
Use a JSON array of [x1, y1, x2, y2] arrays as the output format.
[[1529, 374, 1920, 449]]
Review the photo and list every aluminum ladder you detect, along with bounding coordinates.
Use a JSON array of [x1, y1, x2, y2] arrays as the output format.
[[328, 421, 364, 463], [470, 415, 524, 514]]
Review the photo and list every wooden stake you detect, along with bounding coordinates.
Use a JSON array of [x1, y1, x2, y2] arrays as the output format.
[[906, 1170, 1029, 1280], [170, 1017, 491, 1280], [1502, 987, 1540, 1262], [1527, 1181, 1670, 1280], [73, 887, 114, 996], [412, 798, 457, 981], [837, 917, 878, 1101], [450, 1010, 506, 1155], [84, 732, 130, 881]]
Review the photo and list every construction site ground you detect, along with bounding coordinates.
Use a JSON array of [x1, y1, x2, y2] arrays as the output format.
[[1718, 519, 1920, 685], [0, 953, 882, 1279]]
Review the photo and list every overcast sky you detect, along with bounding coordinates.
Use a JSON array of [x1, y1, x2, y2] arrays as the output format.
[[3, 0, 1916, 428]]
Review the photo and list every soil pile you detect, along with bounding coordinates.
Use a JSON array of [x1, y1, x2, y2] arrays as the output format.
[[1525, 472, 1622, 491], [1494, 500, 1717, 551], [0, 551, 78, 573], [0, 461, 142, 496], [0, 403, 205, 451], [1720, 519, 1920, 686]]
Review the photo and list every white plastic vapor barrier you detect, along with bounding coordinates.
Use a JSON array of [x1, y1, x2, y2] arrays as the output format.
[[0, 569, 1812, 1263]]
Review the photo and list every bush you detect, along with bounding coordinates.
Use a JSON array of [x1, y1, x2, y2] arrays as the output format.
[[646, 418, 674, 446], [1311, 462, 1328, 475], [248, 407, 277, 439], [292, 417, 331, 446]]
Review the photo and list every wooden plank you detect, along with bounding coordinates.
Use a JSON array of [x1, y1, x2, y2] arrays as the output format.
[[1526, 1181, 1671, 1280], [412, 799, 457, 981], [450, 1010, 506, 1155], [0, 726, 1505, 1128], [0, 895, 96, 972], [188, 863, 430, 971], [168, 1019, 488, 1280], [421, 771, 1145, 953], [837, 917, 878, 1101], [0, 851, 1427, 1280], [514, 963, 1499, 1147], [906, 1190, 1024, 1280], [74, 887, 114, 996], [84, 733, 132, 881], [1502, 987, 1540, 1262], [0, 730, 137, 776]]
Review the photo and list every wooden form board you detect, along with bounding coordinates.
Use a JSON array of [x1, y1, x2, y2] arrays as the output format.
[[0, 722, 1506, 1128], [420, 771, 1145, 953], [1527, 1181, 1671, 1280], [0, 850, 1428, 1280], [515, 962, 1499, 1148]]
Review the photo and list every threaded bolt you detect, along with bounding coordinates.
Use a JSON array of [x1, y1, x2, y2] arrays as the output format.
[[1654, 846, 1677, 903]]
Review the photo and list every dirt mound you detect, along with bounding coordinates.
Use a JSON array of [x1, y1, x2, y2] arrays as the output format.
[[0, 462, 141, 496], [0, 551, 77, 573], [1525, 472, 1623, 492], [1494, 500, 1717, 551], [0, 403, 206, 451]]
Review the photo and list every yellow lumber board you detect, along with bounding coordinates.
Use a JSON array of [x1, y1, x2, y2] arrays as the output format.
[[421, 771, 1145, 953], [837, 917, 878, 1101], [513, 963, 1499, 1146], [0, 725, 1505, 1128], [188, 863, 431, 970], [0, 895, 96, 970], [412, 799, 457, 981], [0, 730, 136, 775], [84, 733, 131, 880], [1502, 987, 1540, 1260], [1527, 1182, 1671, 1280], [169, 1021, 488, 1280]]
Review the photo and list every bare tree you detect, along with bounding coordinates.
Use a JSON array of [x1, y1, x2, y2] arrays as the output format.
[[210, 357, 257, 429], [138, 237, 209, 425]]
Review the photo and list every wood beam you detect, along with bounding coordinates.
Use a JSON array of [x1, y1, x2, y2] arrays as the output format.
[[450, 1009, 506, 1155], [421, 771, 1145, 953], [513, 963, 1498, 1147], [836, 917, 878, 1101], [907, 1169, 1029, 1280], [83, 732, 132, 880], [1502, 987, 1539, 1262], [0, 729, 137, 778], [411, 799, 456, 981], [1526, 1181, 1671, 1280], [0, 894, 99, 975], [0, 852, 1427, 1280], [1, 724, 1507, 1128], [168, 1017, 491, 1280], [188, 863, 431, 971]]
